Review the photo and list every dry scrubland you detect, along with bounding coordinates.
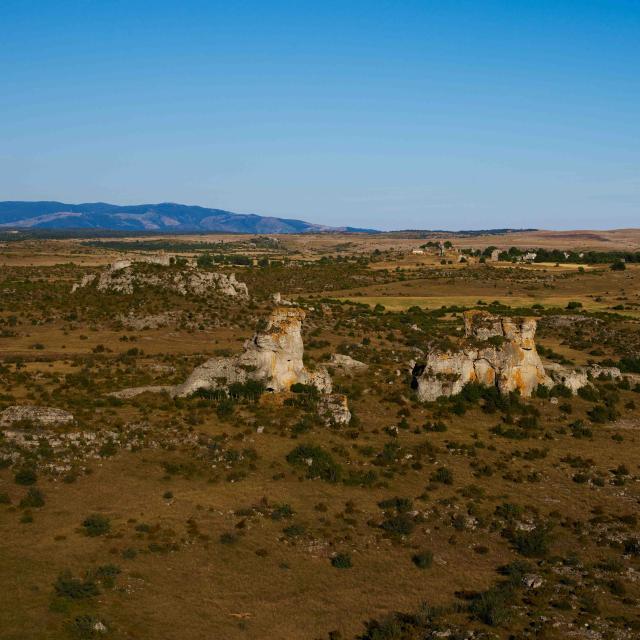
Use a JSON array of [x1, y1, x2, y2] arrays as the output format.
[[1, 230, 640, 640]]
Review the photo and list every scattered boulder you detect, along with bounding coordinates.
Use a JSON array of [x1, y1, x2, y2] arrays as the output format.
[[327, 354, 368, 372], [412, 310, 552, 401], [0, 405, 74, 428]]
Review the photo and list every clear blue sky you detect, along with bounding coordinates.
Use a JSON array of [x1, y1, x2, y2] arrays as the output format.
[[1, 1, 638, 230]]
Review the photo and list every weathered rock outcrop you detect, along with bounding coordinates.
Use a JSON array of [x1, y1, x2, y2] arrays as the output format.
[[546, 362, 622, 395], [112, 307, 346, 426], [327, 354, 368, 372], [0, 405, 74, 428], [72, 258, 248, 298], [412, 310, 552, 401], [546, 364, 589, 394], [318, 394, 352, 425], [175, 306, 330, 396]]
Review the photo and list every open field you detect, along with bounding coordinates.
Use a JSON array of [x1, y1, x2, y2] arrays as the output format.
[[1, 232, 640, 640]]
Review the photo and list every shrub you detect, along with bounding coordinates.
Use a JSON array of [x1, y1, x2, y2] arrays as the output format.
[[219, 532, 238, 544], [411, 550, 433, 569], [54, 571, 99, 599], [469, 587, 513, 626], [82, 514, 111, 537], [14, 467, 37, 485], [283, 524, 306, 538], [69, 615, 108, 638], [286, 444, 342, 482], [510, 524, 552, 557], [378, 496, 412, 512], [588, 404, 616, 423], [270, 503, 294, 520], [19, 487, 45, 508], [93, 564, 121, 588], [380, 513, 415, 537], [331, 552, 352, 569], [578, 385, 599, 402], [430, 467, 453, 485], [623, 538, 640, 556], [216, 398, 235, 418]]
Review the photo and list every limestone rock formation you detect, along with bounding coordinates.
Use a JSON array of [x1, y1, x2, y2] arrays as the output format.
[[71, 258, 248, 298], [175, 306, 330, 396], [412, 310, 552, 402], [546, 362, 622, 395], [318, 394, 352, 425], [327, 354, 368, 372], [111, 306, 349, 423], [0, 405, 74, 428], [545, 364, 589, 394]]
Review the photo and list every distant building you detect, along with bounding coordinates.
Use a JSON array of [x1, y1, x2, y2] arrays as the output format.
[[490, 249, 500, 262], [523, 252, 537, 262], [411, 248, 425, 255]]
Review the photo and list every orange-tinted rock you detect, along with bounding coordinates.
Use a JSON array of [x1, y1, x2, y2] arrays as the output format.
[[412, 310, 552, 401]]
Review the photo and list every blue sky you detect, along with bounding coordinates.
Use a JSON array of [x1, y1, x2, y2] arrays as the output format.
[[1, 1, 638, 230]]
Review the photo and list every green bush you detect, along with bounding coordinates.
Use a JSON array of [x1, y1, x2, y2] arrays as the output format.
[[380, 513, 415, 537], [19, 487, 45, 508], [219, 532, 239, 544], [14, 467, 37, 485], [331, 552, 352, 569], [430, 467, 453, 485], [54, 571, 99, 599], [469, 586, 513, 626], [82, 514, 111, 537], [270, 503, 294, 520], [286, 444, 342, 482], [411, 550, 433, 569], [510, 524, 552, 557]]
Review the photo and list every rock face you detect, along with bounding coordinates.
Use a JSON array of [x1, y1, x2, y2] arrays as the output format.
[[0, 405, 74, 428], [412, 310, 552, 402], [175, 306, 330, 396], [72, 259, 248, 298]]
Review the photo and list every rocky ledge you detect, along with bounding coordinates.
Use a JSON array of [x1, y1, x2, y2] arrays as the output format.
[[0, 405, 75, 428], [71, 257, 249, 298]]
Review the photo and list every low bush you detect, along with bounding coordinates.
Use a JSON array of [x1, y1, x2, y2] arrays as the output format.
[[286, 444, 342, 482], [54, 571, 99, 599], [331, 552, 352, 569], [82, 514, 111, 537], [411, 551, 433, 569]]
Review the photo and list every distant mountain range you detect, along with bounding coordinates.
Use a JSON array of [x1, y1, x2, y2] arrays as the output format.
[[0, 201, 375, 234]]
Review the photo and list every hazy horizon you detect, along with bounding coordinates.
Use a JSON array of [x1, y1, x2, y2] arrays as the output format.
[[1, 1, 638, 231]]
